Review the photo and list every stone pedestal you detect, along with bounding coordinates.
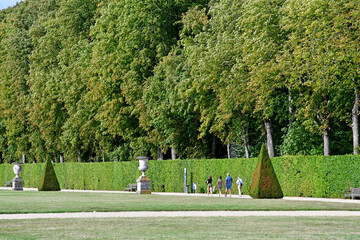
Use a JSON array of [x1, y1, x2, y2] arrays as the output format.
[[136, 156, 151, 194], [12, 163, 23, 191], [12, 177, 23, 191], [136, 175, 151, 194]]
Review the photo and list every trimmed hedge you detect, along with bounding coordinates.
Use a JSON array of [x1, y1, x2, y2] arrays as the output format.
[[1, 155, 360, 198], [250, 144, 283, 199], [38, 159, 60, 191]]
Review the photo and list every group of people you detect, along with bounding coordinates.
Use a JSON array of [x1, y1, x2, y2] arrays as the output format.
[[206, 173, 243, 197]]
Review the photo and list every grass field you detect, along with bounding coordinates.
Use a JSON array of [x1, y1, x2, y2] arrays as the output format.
[[1, 190, 360, 239], [1, 190, 360, 213], [1, 217, 360, 239]]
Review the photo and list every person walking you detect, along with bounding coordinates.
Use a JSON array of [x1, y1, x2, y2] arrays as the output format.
[[236, 176, 243, 197], [216, 176, 224, 197], [225, 173, 233, 197], [206, 175, 213, 196]]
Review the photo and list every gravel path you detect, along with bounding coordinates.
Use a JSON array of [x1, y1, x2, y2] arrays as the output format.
[[2, 211, 360, 220]]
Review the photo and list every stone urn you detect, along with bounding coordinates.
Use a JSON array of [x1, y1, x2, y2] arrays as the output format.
[[137, 156, 149, 176], [12, 163, 23, 191], [136, 156, 151, 194]]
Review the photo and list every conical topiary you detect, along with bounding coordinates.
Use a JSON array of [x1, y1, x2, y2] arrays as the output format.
[[250, 143, 283, 199], [38, 159, 61, 191]]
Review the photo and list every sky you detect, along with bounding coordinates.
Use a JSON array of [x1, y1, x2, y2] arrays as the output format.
[[0, 0, 24, 10]]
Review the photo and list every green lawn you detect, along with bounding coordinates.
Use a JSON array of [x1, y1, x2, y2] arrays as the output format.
[[1, 217, 360, 239], [1, 190, 360, 239], [0, 190, 360, 213]]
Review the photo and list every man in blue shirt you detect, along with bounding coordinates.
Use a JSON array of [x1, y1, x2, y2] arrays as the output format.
[[225, 173, 233, 197]]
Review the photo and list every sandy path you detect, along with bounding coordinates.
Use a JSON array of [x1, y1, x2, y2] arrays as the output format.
[[1, 211, 360, 220]]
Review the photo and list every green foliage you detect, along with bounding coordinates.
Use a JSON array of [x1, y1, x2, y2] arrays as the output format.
[[280, 0, 360, 155], [250, 144, 283, 199], [141, 47, 208, 158], [0, 0, 39, 161], [280, 121, 323, 156], [0, 0, 360, 161], [85, 0, 208, 158], [38, 159, 60, 191], [180, 1, 251, 144]]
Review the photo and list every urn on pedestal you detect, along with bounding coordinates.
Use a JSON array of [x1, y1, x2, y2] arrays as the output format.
[[136, 156, 151, 194], [12, 163, 23, 191]]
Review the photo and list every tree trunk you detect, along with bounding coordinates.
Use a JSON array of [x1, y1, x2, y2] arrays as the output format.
[[171, 147, 176, 160], [227, 143, 232, 159], [59, 154, 64, 163], [243, 125, 250, 158], [264, 119, 275, 157], [352, 88, 359, 155], [323, 128, 331, 156], [77, 149, 81, 162], [22, 152, 26, 164], [157, 148, 164, 160], [288, 88, 293, 124], [211, 136, 216, 158], [244, 143, 250, 159]]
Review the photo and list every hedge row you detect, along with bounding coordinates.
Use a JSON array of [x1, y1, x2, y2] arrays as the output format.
[[1, 155, 359, 198]]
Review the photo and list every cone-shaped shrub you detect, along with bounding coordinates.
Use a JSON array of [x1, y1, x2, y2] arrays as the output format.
[[250, 143, 283, 198], [38, 159, 61, 191]]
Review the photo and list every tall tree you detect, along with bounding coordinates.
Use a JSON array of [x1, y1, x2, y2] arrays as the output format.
[[27, 0, 103, 162], [28, 0, 76, 161], [180, 2, 256, 158], [0, 0, 44, 162], [87, 0, 208, 158], [281, 0, 353, 156], [238, 0, 288, 157], [141, 47, 208, 159], [55, 0, 101, 162], [330, 1, 360, 155]]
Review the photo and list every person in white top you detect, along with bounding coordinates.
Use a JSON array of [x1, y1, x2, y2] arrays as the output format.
[[236, 176, 243, 197]]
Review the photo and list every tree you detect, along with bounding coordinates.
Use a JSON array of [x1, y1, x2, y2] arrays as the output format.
[[280, 121, 323, 155], [28, 0, 100, 162], [87, 0, 208, 158], [180, 2, 258, 158], [54, 0, 101, 162], [0, 0, 46, 162], [281, 0, 355, 156], [141, 47, 207, 159], [181, 0, 289, 158], [329, 1, 360, 154], [238, 0, 288, 157]]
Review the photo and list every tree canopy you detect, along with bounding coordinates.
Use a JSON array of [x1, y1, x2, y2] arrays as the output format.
[[0, 0, 359, 163]]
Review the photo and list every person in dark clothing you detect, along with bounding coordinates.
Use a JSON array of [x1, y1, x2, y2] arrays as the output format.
[[207, 175, 213, 196]]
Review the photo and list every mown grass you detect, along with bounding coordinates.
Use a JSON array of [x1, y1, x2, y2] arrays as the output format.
[[0, 190, 360, 214], [1, 217, 360, 239]]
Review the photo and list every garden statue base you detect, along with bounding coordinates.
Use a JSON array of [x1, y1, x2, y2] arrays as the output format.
[[12, 177, 23, 191], [12, 163, 23, 191], [136, 175, 151, 194]]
